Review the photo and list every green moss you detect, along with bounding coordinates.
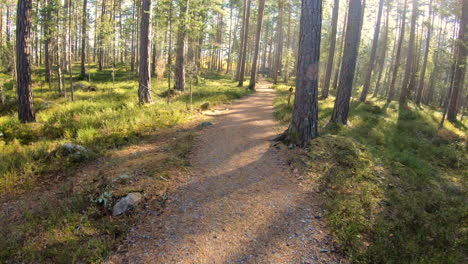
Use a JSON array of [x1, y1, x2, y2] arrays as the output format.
[[274, 86, 468, 263]]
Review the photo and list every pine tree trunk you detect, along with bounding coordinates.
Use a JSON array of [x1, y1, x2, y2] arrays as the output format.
[[284, 0, 322, 147], [238, 0, 251, 86], [332, 1, 348, 91], [415, 0, 433, 105], [248, 0, 266, 90], [373, 4, 390, 98], [400, 0, 418, 103], [387, 0, 407, 103], [81, 0, 88, 77], [138, 0, 153, 104], [359, 0, 384, 102], [16, 0, 35, 123], [236, 0, 248, 81], [273, 0, 284, 85], [447, 0, 468, 121], [330, 0, 362, 124], [44, 0, 52, 84], [174, 0, 189, 91], [321, 0, 339, 99]]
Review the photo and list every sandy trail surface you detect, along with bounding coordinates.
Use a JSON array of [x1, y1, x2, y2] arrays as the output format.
[[108, 81, 343, 264]]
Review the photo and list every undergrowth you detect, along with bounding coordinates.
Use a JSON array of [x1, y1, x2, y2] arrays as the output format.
[[0, 65, 251, 263], [273, 83, 467, 263], [0, 65, 251, 195]]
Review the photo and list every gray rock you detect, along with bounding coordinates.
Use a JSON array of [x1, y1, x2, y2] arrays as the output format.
[[112, 192, 143, 216], [113, 174, 132, 183], [200, 102, 210, 110], [200, 122, 213, 128], [62, 142, 88, 153]]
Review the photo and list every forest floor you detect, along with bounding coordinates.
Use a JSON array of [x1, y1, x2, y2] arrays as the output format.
[[107, 81, 345, 263]]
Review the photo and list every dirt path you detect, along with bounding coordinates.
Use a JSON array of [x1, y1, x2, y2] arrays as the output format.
[[108, 81, 343, 264]]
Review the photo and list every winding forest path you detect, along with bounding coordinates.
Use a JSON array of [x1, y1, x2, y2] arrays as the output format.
[[108, 81, 343, 264]]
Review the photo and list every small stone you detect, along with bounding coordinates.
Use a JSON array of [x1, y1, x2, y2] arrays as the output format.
[[200, 122, 213, 128], [112, 192, 143, 216], [113, 174, 132, 183], [200, 102, 210, 110]]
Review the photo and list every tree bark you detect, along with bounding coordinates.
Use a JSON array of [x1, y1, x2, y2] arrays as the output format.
[[330, 0, 362, 124], [98, 0, 107, 71], [373, 4, 390, 98], [399, 0, 418, 103], [174, 0, 189, 91], [238, 0, 251, 86], [284, 0, 322, 147], [248, 0, 266, 90], [16, 0, 35, 123], [81, 0, 88, 77], [321, 0, 339, 99], [273, 0, 284, 85], [138, 0, 153, 104], [415, 0, 433, 105], [387, 0, 407, 103], [359, 0, 384, 102], [44, 0, 52, 84], [447, 0, 468, 121], [332, 0, 348, 91]]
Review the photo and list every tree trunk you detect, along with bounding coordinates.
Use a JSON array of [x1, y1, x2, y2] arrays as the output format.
[[447, 0, 468, 121], [236, 0, 248, 81], [321, 0, 339, 99], [415, 0, 433, 105], [226, 6, 239, 74], [272, 0, 284, 85], [330, 0, 362, 124], [138, 0, 153, 104], [332, 0, 348, 91], [399, 0, 418, 103], [359, 0, 384, 102], [16, 0, 35, 123], [238, 0, 251, 87], [80, 0, 88, 77], [248, 0, 266, 90], [98, 0, 107, 71], [174, 0, 189, 91], [67, 0, 74, 101], [284, 0, 322, 147], [44, 0, 52, 84], [373, 4, 390, 98], [387, 0, 407, 103]]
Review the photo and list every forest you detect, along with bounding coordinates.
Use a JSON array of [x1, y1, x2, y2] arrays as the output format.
[[0, 0, 467, 263]]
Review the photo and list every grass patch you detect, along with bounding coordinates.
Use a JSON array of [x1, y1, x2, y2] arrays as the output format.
[[0, 65, 251, 263], [0, 65, 251, 195], [273, 83, 468, 263]]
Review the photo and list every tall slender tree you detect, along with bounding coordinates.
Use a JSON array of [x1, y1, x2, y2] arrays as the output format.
[[359, 0, 384, 102], [174, 0, 190, 91], [138, 0, 153, 104], [238, 0, 251, 86], [80, 0, 88, 77], [321, 0, 339, 99], [415, 0, 433, 105], [16, 0, 35, 123], [280, 0, 322, 147], [387, 0, 408, 103], [248, 0, 266, 90], [400, 0, 418, 103], [273, 0, 284, 84], [330, 0, 362, 124], [447, 0, 468, 121]]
